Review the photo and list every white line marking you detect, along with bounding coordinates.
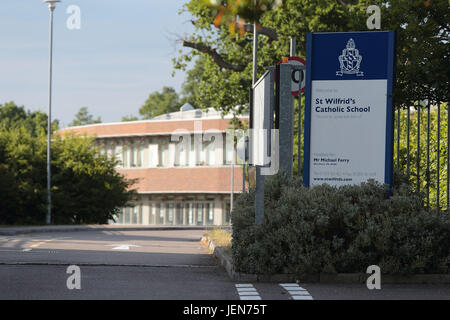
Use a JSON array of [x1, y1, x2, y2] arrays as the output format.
[[287, 290, 310, 295], [292, 295, 313, 300], [240, 296, 262, 300], [106, 244, 141, 250], [280, 283, 299, 287], [235, 284, 254, 288], [237, 288, 258, 292], [238, 291, 260, 296], [22, 248, 32, 252]]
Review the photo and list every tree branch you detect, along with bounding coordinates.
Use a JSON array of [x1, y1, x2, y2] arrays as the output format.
[[190, 19, 278, 42], [181, 40, 246, 72], [239, 23, 278, 42]]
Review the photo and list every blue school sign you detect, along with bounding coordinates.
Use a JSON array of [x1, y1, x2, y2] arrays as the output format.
[[303, 31, 396, 188]]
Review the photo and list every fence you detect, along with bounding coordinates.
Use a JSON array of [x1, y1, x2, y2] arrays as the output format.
[[394, 101, 449, 211], [293, 96, 449, 212]]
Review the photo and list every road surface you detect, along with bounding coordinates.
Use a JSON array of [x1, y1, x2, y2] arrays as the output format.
[[0, 228, 448, 300]]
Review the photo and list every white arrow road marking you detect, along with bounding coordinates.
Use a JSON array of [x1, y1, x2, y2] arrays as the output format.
[[106, 244, 141, 250]]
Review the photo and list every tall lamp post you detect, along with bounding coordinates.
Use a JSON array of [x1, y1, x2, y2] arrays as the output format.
[[44, 0, 60, 225]]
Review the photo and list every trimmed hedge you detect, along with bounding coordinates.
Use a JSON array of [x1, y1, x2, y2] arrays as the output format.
[[231, 172, 450, 276]]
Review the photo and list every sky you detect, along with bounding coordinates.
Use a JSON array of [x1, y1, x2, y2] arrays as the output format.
[[0, 0, 195, 128]]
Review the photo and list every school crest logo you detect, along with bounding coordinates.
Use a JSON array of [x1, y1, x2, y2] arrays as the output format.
[[336, 38, 364, 76]]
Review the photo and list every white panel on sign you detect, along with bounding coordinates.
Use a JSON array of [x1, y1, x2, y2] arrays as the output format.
[[309, 79, 387, 187], [251, 70, 272, 166]]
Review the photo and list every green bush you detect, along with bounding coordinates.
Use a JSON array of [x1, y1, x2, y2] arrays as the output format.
[[231, 172, 450, 276]]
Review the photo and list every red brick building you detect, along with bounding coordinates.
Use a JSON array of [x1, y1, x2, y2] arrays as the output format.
[[59, 106, 247, 226]]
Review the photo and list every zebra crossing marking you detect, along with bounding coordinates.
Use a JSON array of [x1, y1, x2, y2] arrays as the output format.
[[235, 284, 262, 300], [279, 283, 314, 300], [234, 283, 314, 300]]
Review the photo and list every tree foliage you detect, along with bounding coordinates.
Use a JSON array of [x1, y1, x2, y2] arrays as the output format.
[[0, 101, 58, 136], [175, 0, 449, 117], [121, 115, 139, 122], [139, 86, 182, 119], [394, 102, 449, 209], [232, 172, 450, 276], [69, 106, 102, 127], [0, 102, 136, 225]]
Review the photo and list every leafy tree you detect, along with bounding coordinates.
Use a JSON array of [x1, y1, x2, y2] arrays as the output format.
[[0, 101, 57, 136], [121, 115, 139, 122], [51, 134, 137, 224], [0, 104, 136, 225], [394, 102, 449, 210], [180, 55, 216, 109], [175, 0, 449, 116], [139, 86, 182, 119], [69, 106, 102, 127]]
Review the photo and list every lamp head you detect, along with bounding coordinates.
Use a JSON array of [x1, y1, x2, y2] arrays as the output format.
[[43, 0, 61, 9]]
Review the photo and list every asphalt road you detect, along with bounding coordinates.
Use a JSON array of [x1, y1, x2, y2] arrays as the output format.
[[0, 229, 448, 300]]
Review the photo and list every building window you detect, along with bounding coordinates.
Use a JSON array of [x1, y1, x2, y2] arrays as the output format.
[[224, 201, 231, 225], [159, 203, 165, 224], [139, 144, 144, 167], [115, 145, 123, 168], [188, 203, 194, 225], [167, 203, 174, 225], [124, 207, 131, 224], [116, 210, 124, 224], [196, 203, 204, 225], [149, 203, 155, 224], [122, 145, 130, 168], [149, 144, 158, 168], [159, 144, 167, 167], [206, 203, 214, 225], [205, 136, 216, 166], [177, 137, 188, 167], [132, 206, 138, 224], [189, 137, 196, 167], [225, 135, 234, 165], [131, 145, 136, 167], [176, 203, 183, 225]]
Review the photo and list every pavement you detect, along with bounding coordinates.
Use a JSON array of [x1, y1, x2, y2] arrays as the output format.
[[0, 226, 449, 300]]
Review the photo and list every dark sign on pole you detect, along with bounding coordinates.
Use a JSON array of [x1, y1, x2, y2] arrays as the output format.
[[303, 31, 396, 189]]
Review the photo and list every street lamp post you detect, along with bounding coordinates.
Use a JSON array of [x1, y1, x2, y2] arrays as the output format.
[[44, 0, 60, 225]]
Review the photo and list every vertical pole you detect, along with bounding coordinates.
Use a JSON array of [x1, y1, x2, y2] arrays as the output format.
[[406, 107, 410, 179], [437, 101, 441, 210], [417, 105, 421, 192], [290, 38, 302, 178], [278, 63, 295, 177], [242, 162, 246, 192], [290, 38, 296, 56], [252, 24, 259, 86], [298, 88, 302, 178], [427, 101, 431, 208], [231, 143, 234, 213], [246, 23, 259, 194], [396, 107, 400, 170], [46, 4, 55, 225], [447, 101, 449, 211], [252, 23, 265, 226]]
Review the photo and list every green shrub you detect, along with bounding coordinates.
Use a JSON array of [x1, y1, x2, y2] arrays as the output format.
[[231, 172, 450, 276]]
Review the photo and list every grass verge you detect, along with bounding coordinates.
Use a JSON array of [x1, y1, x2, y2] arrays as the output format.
[[204, 227, 232, 256]]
